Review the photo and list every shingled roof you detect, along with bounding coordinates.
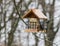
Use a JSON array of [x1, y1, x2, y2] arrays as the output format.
[[22, 9, 47, 20]]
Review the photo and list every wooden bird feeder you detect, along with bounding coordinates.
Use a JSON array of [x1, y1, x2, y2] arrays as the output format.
[[22, 9, 47, 32]]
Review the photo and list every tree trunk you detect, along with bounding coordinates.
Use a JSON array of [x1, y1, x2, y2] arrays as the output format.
[[8, 16, 19, 46], [33, 33, 39, 46], [38, 0, 57, 46]]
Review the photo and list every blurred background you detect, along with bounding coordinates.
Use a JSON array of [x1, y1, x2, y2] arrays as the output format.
[[0, 0, 60, 46]]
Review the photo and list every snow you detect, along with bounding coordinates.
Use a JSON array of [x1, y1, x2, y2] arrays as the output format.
[[0, 0, 60, 46]]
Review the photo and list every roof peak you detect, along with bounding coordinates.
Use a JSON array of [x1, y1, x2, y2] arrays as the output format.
[[22, 9, 47, 20]]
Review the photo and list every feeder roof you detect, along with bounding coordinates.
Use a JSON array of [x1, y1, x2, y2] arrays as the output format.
[[22, 9, 47, 20]]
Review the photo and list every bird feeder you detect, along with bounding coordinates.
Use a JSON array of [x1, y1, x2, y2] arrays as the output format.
[[22, 9, 47, 32]]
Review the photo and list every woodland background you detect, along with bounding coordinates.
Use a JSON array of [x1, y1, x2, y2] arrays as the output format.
[[0, 0, 60, 46]]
